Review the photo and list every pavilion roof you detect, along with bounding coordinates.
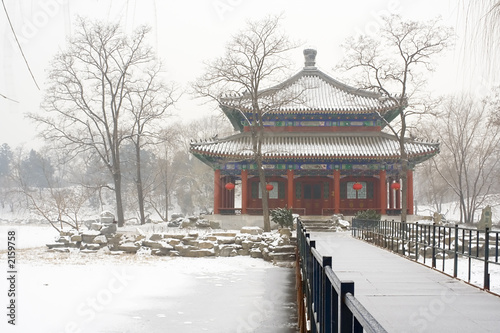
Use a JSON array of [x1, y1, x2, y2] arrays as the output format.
[[190, 131, 439, 165], [219, 49, 406, 129]]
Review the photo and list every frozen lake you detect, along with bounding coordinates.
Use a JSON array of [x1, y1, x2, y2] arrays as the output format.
[[0, 224, 298, 333]]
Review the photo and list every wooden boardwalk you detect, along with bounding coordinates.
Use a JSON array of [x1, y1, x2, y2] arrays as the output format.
[[309, 231, 500, 333]]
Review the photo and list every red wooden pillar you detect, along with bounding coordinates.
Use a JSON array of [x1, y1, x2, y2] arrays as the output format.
[[287, 169, 294, 209], [334, 169, 341, 214], [396, 178, 401, 210], [407, 169, 414, 215], [388, 178, 394, 210], [241, 170, 248, 214], [379, 170, 387, 215], [214, 169, 221, 214]]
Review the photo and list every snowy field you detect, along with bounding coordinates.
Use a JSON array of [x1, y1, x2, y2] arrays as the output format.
[[0, 224, 298, 333]]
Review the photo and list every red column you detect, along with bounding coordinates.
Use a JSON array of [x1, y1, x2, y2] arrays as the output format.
[[214, 169, 221, 214], [407, 170, 414, 215], [287, 169, 294, 209], [396, 178, 401, 210], [334, 169, 341, 214], [241, 170, 248, 214], [379, 170, 387, 215], [389, 179, 394, 210]]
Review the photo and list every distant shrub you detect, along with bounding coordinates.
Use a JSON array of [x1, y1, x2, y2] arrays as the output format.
[[270, 207, 294, 230], [355, 209, 381, 221]]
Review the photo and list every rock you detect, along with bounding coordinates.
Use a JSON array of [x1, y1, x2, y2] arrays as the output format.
[[198, 241, 215, 249], [185, 249, 215, 257], [248, 235, 262, 243], [241, 240, 255, 250], [204, 236, 218, 242], [250, 248, 263, 258], [167, 238, 182, 246], [56, 236, 71, 244], [94, 235, 108, 244], [219, 246, 238, 257], [196, 220, 211, 228], [91, 223, 103, 231], [158, 241, 174, 251], [183, 236, 198, 246], [70, 234, 82, 242], [241, 226, 263, 235], [217, 236, 236, 244], [100, 223, 117, 235], [171, 213, 184, 220], [100, 211, 115, 224], [143, 240, 161, 249], [135, 228, 146, 240], [149, 233, 163, 241], [181, 218, 196, 228], [81, 249, 98, 254], [209, 220, 221, 229], [82, 230, 100, 243], [211, 232, 237, 237], [118, 242, 140, 253], [279, 228, 292, 237], [85, 244, 101, 250]]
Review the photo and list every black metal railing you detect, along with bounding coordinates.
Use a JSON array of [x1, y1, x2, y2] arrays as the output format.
[[352, 219, 500, 294], [297, 219, 387, 333]]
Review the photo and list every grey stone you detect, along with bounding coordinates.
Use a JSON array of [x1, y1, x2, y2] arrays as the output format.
[[149, 233, 163, 241], [209, 220, 221, 229], [198, 241, 215, 249], [100, 211, 115, 224], [94, 235, 108, 244], [91, 223, 103, 231], [250, 248, 263, 258], [82, 230, 100, 243], [100, 223, 117, 235], [70, 234, 82, 242], [241, 226, 263, 235], [217, 236, 236, 244], [118, 242, 140, 253], [219, 246, 238, 257]]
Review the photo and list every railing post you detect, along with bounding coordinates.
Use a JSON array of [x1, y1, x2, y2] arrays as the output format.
[[484, 228, 490, 290], [340, 281, 354, 333], [402, 220, 406, 256], [322, 257, 332, 333], [432, 223, 437, 269], [454, 224, 459, 278], [415, 222, 419, 262]]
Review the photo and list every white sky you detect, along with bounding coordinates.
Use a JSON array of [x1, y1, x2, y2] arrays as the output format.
[[0, 0, 493, 148]]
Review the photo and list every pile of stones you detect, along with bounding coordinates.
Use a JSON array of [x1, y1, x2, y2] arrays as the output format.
[[46, 225, 297, 267]]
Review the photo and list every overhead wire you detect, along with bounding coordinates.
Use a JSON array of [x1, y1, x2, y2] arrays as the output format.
[[1, 0, 40, 90]]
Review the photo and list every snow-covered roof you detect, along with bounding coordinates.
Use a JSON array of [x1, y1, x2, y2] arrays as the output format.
[[219, 49, 404, 116], [190, 131, 439, 163]]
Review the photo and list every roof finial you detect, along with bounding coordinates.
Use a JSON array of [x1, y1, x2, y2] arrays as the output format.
[[303, 48, 317, 68]]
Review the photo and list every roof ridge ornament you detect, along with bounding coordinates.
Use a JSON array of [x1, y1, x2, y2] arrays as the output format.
[[303, 48, 317, 69]]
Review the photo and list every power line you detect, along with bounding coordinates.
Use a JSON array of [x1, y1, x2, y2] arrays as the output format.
[[0, 92, 19, 103], [1, 0, 40, 90]]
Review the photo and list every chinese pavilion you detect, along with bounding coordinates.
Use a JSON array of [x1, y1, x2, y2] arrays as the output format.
[[190, 49, 439, 216]]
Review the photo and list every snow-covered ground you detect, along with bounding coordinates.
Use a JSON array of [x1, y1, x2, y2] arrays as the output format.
[[0, 224, 298, 333]]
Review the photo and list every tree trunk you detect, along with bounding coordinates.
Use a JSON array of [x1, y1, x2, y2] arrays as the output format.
[[113, 171, 125, 227], [135, 142, 146, 225]]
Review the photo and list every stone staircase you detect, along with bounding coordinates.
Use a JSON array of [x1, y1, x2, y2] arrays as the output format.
[[300, 217, 345, 232]]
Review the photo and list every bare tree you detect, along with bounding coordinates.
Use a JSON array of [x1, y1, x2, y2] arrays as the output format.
[[338, 14, 454, 221], [32, 18, 156, 227], [427, 95, 500, 224], [125, 64, 176, 224], [194, 15, 298, 231]]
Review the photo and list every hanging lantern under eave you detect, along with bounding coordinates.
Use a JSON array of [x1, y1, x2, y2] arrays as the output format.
[[390, 182, 401, 191], [352, 182, 362, 191], [266, 183, 274, 191], [225, 183, 235, 191]]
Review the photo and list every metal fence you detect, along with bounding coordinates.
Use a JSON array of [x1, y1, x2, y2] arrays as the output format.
[[352, 219, 500, 294], [297, 219, 387, 333]]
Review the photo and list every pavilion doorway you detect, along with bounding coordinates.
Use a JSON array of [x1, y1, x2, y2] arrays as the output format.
[[295, 177, 332, 215]]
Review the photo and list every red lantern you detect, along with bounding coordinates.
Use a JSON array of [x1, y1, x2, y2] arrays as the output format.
[[225, 183, 235, 191], [390, 182, 401, 191], [266, 183, 274, 191], [352, 182, 362, 191]]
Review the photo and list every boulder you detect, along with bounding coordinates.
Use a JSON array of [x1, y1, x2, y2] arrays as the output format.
[[100, 211, 115, 224], [149, 233, 163, 241], [196, 220, 211, 228], [217, 236, 236, 244], [118, 242, 141, 253], [70, 234, 82, 242], [250, 248, 263, 258], [91, 223, 103, 231], [241, 226, 263, 235], [198, 241, 215, 249], [82, 230, 100, 243], [219, 246, 238, 257], [171, 213, 184, 220], [94, 235, 108, 245], [100, 223, 117, 235], [209, 220, 221, 229]]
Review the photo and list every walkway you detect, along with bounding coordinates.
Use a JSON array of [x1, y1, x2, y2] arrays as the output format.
[[309, 231, 500, 333]]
